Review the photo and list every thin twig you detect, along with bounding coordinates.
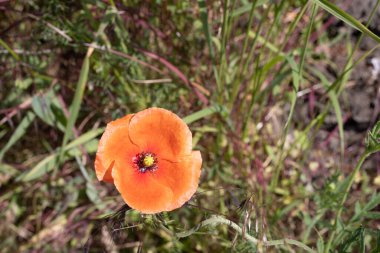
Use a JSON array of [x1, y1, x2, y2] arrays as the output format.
[[27, 14, 73, 42], [138, 49, 209, 105], [131, 78, 172, 84], [85, 43, 165, 75]]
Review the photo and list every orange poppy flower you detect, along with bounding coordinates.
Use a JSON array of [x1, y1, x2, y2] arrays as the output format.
[[95, 107, 202, 214]]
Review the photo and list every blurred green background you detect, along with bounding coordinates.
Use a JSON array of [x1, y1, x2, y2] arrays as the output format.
[[1, 0, 380, 252]]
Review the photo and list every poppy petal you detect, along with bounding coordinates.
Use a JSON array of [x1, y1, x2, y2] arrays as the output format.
[[128, 108, 192, 161], [95, 114, 138, 183], [153, 151, 202, 210], [112, 159, 174, 214], [95, 108, 202, 214]]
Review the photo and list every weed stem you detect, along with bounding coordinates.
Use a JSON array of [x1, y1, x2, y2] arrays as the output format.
[[176, 215, 316, 252], [324, 151, 371, 252]]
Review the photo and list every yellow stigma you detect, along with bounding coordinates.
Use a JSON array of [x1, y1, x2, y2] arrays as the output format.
[[143, 155, 154, 167]]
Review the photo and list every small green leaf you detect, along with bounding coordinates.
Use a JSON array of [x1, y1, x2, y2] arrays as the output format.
[[32, 90, 66, 131], [365, 192, 380, 212], [366, 120, 380, 152], [354, 202, 361, 215], [0, 111, 35, 161], [364, 211, 380, 220]]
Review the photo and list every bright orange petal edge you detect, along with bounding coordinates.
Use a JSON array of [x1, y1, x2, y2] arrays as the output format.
[[128, 107, 193, 161], [94, 107, 202, 214]]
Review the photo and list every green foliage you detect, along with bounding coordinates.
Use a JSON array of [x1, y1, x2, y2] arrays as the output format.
[[1, 0, 380, 252], [314, 173, 344, 210], [32, 90, 66, 131], [0, 111, 35, 161], [351, 192, 380, 223]]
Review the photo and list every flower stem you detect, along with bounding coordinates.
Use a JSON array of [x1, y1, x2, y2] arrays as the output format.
[[176, 215, 315, 252]]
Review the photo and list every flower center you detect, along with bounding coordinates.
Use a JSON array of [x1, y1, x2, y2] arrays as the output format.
[[133, 152, 158, 173], [143, 155, 155, 167]]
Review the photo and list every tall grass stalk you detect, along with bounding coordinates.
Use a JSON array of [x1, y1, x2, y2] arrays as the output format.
[[269, 2, 318, 191]]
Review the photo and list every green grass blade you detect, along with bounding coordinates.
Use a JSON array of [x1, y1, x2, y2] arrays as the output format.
[[58, 49, 93, 164], [279, 2, 308, 52], [270, 3, 318, 191], [75, 155, 105, 209], [312, 0, 380, 43], [64, 127, 104, 150], [18, 153, 58, 182], [0, 38, 21, 61], [183, 105, 223, 124], [229, 0, 258, 106], [17, 128, 103, 182], [336, 0, 380, 95], [248, 30, 287, 57], [230, 0, 267, 17], [284, 56, 300, 130], [325, 43, 380, 95], [311, 67, 345, 160], [197, 0, 215, 60], [0, 111, 35, 161]]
